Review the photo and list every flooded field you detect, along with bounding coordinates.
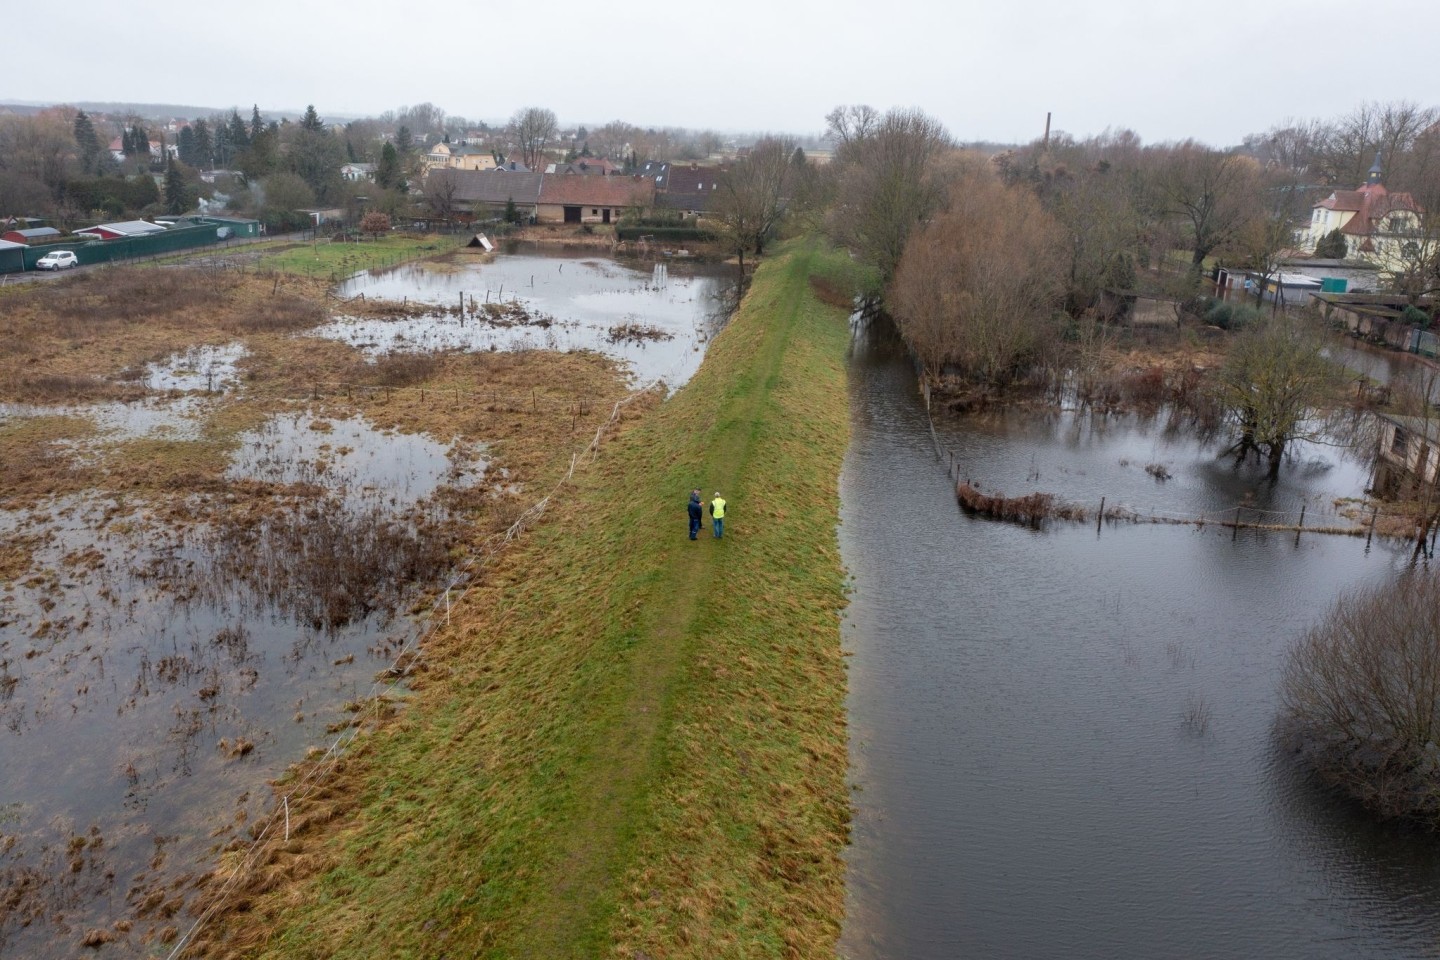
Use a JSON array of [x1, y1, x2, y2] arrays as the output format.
[[0, 247, 708, 956], [326, 245, 738, 387], [0, 403, 479, 956], [839, 318, 1440, 959]]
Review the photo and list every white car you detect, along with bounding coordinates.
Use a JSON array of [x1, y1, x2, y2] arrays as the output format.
[[36, 250, 78, 270]]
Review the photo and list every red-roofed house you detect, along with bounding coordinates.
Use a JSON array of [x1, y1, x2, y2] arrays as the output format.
[[1304, 154, 1420, 273], [536, 175, 654, 224]]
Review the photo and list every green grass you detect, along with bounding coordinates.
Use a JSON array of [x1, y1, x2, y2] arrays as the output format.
[[255, 233, 464, 278], [213, 237, 859, 960]]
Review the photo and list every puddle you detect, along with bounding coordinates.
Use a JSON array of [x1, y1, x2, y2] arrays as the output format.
[[145, 342, 247, 393], [227, 411, 485, 502], [324, 248, 738, 388], [2, 395, 212, 445]]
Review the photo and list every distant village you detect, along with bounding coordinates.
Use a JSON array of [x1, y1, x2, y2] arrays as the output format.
[[0, 101, 841, 273], [3, 98, 1440, 353]]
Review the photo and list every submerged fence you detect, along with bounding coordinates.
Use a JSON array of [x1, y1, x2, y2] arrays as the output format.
[[915, 376, 1437, 556]]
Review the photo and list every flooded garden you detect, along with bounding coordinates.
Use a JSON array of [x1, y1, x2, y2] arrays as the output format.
[[0, 245, 735, 956], [838, 317, 1440, 959]]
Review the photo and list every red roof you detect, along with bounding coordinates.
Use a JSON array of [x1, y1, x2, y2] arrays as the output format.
[[538, 176, 653, 207], [1318, 183, 1418, 237], [1318, 190, 1365, 212]]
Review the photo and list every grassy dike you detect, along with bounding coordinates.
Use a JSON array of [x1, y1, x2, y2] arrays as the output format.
[[202, 237, 861, 959]]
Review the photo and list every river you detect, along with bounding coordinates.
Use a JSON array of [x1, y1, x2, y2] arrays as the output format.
[[837, 318, 1440, 959]]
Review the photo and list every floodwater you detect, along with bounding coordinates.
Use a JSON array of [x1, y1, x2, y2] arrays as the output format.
[[1327, 335, 1440, 403], [838, 318, 1440, 959], [323, 245, 738, 387], [0, 409, 483, 957], [0, 246, 727, 955]]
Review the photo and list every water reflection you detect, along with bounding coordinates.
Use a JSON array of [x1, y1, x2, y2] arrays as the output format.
[[839, 318, 1440, 959], [324, 245, 738, 388]]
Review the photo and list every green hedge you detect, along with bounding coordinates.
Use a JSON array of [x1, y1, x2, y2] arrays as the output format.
[[615, 225, 716, 243]]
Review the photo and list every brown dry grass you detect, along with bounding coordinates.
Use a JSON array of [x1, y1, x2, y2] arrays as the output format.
[[182, 239, 852, 960], [0, 266, 328, 402]]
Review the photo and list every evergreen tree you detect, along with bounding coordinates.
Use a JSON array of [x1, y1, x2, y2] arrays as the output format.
[[164, 158, 189, 214], [177, 126, 197, 166], [395, 125, 414, 156], [346, 139, 357, 162], [131, 172, 160, 209], [73, 110, 102, 174], [1315, 228, 1349, 259], [377, 141, 400, 189], [250, 104, 264, 141], [192, 119, 212, 170], [213, 123, 232, 170], [300, 105, 325, 132], [227, 110, 249, 149], [126, 124, 149, 158]]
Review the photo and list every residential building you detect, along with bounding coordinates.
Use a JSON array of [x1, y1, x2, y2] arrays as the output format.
[[1303, 155, 1421, 274], [426, 142, 498, 171], [341, 163, 377, 182], [536, 175, 654, 224], [657, 163, 727, 215], [444, 170, 545, 220]]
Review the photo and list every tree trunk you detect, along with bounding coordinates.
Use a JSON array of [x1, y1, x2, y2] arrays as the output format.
[[1267, 438, 1286, 482]]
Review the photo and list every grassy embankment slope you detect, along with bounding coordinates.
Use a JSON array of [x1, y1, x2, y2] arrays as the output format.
[[207, 238, 864, 959]]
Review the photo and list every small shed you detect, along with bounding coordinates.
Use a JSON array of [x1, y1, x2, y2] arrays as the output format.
[[74, 220, 168, 240], [0, 238, 27, 273], [1, 226, 62, 244], [1375, 413, 1440, 492]]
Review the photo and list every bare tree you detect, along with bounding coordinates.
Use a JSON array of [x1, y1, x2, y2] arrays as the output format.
[[589, 120, 639, 163], [1212, 313, 1339, 480], [1145, 141, 1263, 271], [509, 107, 558, 171], [826, 106, 953, 280], [423, 168, 461, 224], [1281, 572, 1440, 825], [824, 104, 880, 157], [1002, 133, 1145, 315], [889, 163, 1066, 387], [1233, 166, 1311, 307], [711, 137, 798, 275]]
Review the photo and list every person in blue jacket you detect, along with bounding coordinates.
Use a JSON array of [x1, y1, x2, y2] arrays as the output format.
[[687, 489, 703, 540]]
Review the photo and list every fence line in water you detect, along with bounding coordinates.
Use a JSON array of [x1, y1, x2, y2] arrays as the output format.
[[916, 384, 1433, 554]]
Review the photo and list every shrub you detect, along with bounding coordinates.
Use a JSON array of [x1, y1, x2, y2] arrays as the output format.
[[615, 225, 717, 243], [1280, 573, 1440, 824], [1314, 228, 1349, 259], [1203, 301, 1233, 328], [1203, 300, 1260, 330], [1402, 304, 1431, 328], [360, 212, 392, 238]]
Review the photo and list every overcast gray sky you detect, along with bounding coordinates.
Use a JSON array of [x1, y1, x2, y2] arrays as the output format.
[[10, 0, 1440, 147]]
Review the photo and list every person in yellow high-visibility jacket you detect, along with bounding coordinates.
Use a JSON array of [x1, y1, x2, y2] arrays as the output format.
[[709, 492, 727, 539]]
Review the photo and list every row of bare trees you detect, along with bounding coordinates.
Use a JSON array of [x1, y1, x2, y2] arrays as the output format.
[[817, 103, 1361, 479]]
